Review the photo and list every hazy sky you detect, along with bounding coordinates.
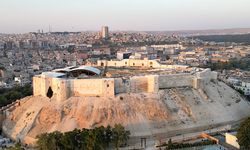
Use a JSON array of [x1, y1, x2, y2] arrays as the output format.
[[1, 0, 250, 33]]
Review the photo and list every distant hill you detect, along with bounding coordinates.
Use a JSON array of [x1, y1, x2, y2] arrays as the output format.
[[146, 28, 250, 36], [191, 33, 250, 44]]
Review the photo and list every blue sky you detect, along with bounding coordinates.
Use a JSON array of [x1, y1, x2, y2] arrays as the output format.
[[1, 0, 250, 33]]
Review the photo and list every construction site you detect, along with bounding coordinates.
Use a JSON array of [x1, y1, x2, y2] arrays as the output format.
[[1, 59, 250, 147]]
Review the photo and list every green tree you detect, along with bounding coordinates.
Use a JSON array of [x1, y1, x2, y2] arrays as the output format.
[[36, 131, 63, 150], [237, 117, 250, 149], [60, 129, 79, 150], [36, 133, 51, 150], [86, 129, 97, 150], [166, 139, 173, 150], [104, 125, 113, 148], [112, 124, 130, 150], [0, 95, 7, 106], [9, 91, 22, 100], [94, 126, 107, 150], [7, 142, 24, 150], [22, 84, 33, 96], [36, 125, 130, 150], [78, 128, 89, 149], [49, 131, 63, 150]]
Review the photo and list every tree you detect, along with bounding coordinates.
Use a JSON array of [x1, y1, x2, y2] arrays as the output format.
[[237, 117, 250, 149], [36, 133, 51, 150], [166, 139, 173, 150], [86, 129, 97, 150], [0, 84, 33, 107], [78, 128, 89, 149], [112, 124, 130, 150], [36, 125, 130, 150], [60, 129, 79, 150], [0, 95, 7, 106], [8, 91, 22, 100], [22, 84, 33, 96], [36, 131, 63, 150], [49, 131, 63, 150], [7, 142, 24, 150], [104, 125, 113, 148], [94, 126, 106, 150]]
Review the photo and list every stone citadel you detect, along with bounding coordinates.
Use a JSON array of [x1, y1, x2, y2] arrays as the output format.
[[33, 59, 217, 102], [2, 59, 250, 146]]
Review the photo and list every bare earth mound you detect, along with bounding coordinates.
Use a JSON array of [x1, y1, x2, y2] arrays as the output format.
[[2, 81, 250, 146]]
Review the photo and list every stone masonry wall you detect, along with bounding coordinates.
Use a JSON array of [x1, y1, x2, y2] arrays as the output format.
[[97, 59, 188, 70], [114, 75, 159, 94], [33, 76, 115, 102], [33, 69, 217, 101], [158, 74, 194, 89]]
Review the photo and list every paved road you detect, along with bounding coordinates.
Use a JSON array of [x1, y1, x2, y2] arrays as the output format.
[[125, 122, 238, 150]]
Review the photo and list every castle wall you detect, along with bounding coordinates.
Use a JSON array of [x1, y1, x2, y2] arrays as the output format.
[[33, 76, 116, 102], [33, 68, 217, 101], [147, 75, 159, 93], [70, 79, 104, 97], [130, 76, 148, 93], [114, 78, 128, 94], [196, 68, 217, 80], [98, 59, 168, 68], [114, 75, 159, 94], [195, 69, 218, 89], [33, 76, 70, 102], [97, 59, 190, 71], [33, 76, 42, 96], [102, 78, 115, 97], [68, 78, 115, 98], [158, 74, 194, 89], [57, 80, 70, 102]]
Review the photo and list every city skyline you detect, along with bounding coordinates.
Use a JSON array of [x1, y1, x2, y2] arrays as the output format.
[[1, 0, 250, 33]]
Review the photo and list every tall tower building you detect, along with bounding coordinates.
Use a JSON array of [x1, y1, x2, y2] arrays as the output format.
[[101, 26, 109, 39]]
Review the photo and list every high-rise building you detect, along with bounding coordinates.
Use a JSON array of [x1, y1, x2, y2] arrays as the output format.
[[101, 26, 109, 39]]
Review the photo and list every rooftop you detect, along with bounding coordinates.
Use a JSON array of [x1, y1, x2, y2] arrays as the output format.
[[40, 66, 101, 78]]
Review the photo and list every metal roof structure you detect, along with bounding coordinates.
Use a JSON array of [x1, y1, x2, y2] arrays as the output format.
[[70, 66, 101, 75], [53, 66, 77, 73], [41, 72, 66, 78], [52, 66, 101, 77]]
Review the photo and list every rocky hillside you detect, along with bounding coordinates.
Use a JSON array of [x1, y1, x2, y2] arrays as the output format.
[[2, 80, 250, 146]]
